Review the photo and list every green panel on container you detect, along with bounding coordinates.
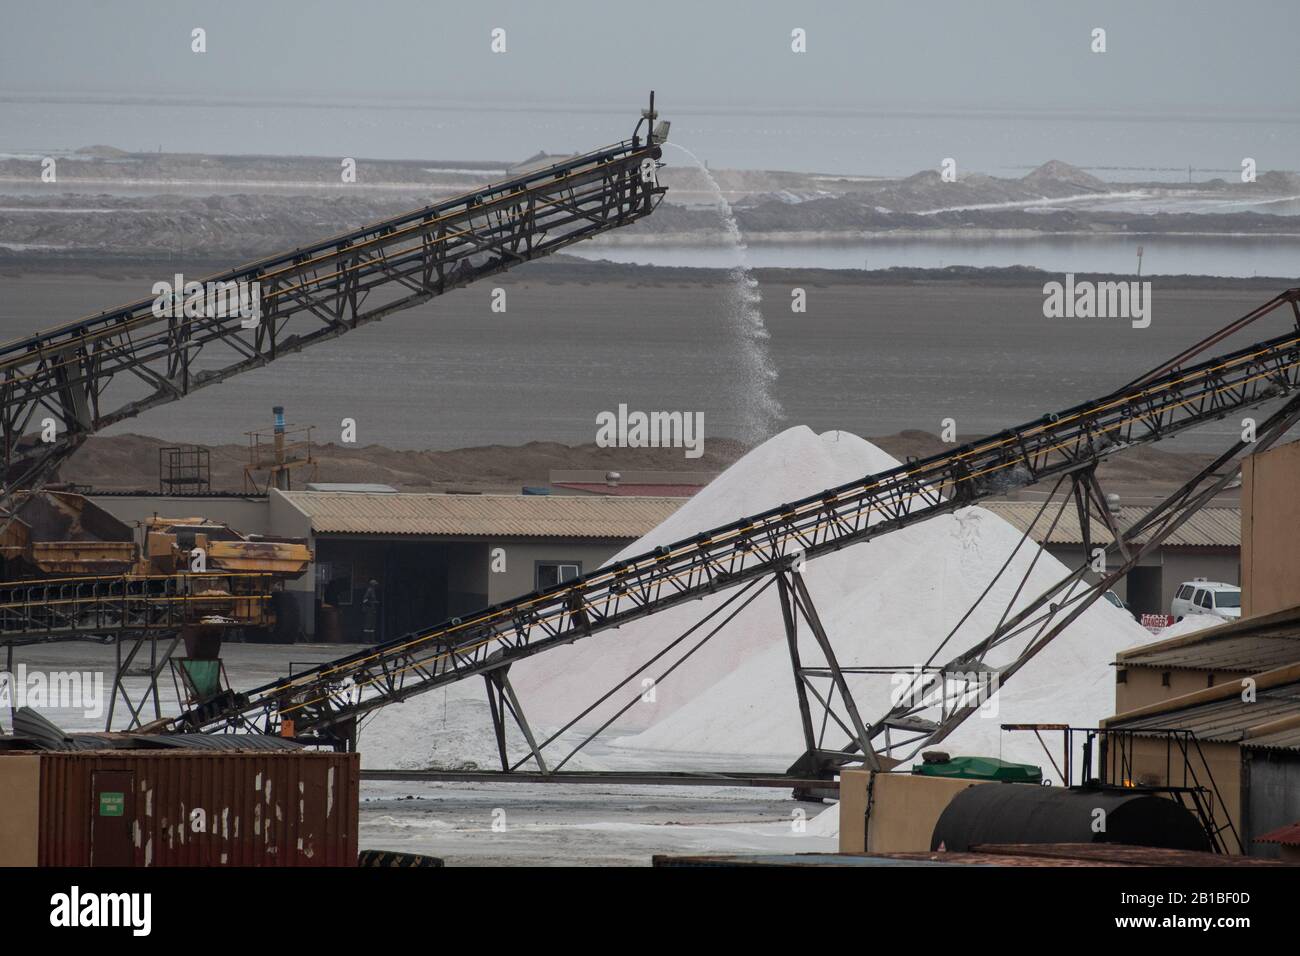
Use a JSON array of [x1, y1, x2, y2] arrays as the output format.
[[98, 792, 124, 816], [911, 755, 1042, 783]]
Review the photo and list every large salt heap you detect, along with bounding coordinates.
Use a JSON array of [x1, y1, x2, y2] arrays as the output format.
[[511, 426, 1153, 774], [512, 427, 897, 732]]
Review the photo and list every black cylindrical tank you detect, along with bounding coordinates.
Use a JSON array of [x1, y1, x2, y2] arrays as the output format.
[[931, 784, 1211, 852]]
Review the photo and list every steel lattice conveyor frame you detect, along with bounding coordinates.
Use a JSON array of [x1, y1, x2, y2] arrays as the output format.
[[162, 292, 1300, 763], [0, 121, 667, 505]]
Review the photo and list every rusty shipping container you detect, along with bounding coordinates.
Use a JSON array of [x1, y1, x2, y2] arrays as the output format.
[[5, 749, 358, 867]]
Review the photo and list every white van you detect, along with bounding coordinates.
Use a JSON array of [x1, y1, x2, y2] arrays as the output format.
[[1170, 581, 1241, 622]]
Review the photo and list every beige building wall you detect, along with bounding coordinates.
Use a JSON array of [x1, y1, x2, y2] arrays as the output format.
[[839, 770, 990, 854], [1119, 737, 1242, 851], [486, 538, 630, 605], [0, 755, 41, 867], [1115, 666, 1247, 714], [1241, 440, 1300, 618]]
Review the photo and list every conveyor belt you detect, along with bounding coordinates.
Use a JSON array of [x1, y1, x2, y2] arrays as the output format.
[[165, 290, 1300, 738], [0, 124, 667, 500], [0, 571, 277, 642]]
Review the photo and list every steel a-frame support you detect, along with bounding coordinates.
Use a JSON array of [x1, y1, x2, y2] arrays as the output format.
[[776, 565, 880, 777], [483, 665, 548, 773], [106, 632, 182, 731], [1069, 463, 1132, 566], [870, 391, 1300, 765]]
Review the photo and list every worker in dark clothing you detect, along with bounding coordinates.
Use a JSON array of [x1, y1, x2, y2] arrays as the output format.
[[362, 579, 381, 642]]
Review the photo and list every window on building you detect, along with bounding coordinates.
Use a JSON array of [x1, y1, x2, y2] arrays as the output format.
[[536, 561, 581, 591], [1116, 668, 1127, 684], [317, 562, 353, 605], [1161, 671, 1171, 687]]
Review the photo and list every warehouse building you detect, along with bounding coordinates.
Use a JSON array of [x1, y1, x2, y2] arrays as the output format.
[[88, 490, 682, 642], [986, 501, 1240, 617], [1114, 607, 1300, 713], [1104, 661, 1300, 858], [271, 491, 681, 642]]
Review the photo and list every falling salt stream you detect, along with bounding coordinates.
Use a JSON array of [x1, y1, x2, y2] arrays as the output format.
[[665, 143, 783, 444]]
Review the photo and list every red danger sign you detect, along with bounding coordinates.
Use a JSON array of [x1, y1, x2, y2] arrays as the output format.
[[1141, 613, 1174, 629]]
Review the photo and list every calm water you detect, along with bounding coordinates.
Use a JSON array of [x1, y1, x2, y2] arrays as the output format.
[[576, 236, 1300, 280], [0, 270, 1288, 455]]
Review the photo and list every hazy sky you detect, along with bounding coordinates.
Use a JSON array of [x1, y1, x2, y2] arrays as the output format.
[[3, 0, 1297, 115]]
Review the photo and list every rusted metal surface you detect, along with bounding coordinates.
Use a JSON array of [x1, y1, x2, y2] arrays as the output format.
[[205, 539, 311, 574], [32, 749, 358, 867], [31, 540, 137, 575], [10, 491, 134, 544], [863, 850, 1124, 867], [971, 842, 1290, 866], [654, 843, 1294, 867]]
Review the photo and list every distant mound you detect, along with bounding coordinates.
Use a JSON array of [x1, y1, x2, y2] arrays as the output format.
[[1022, 159, 1107, 191], [75, 145, 132, 159]]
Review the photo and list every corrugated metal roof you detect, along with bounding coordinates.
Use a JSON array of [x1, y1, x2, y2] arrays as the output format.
[[1243, 726, 1300, 752], [5, 708, 302, 752], [1120, 608, 1300, 672], [280, 491, 682, 539], [984, 502, 1239, 548], [1111, 680, 1300, 750], [1123, 634, 1300, 673]]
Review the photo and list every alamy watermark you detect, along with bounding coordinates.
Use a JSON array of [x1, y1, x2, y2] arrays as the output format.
[[50, 886, 150, 936], [1043, 273, 1151, 329], [151, 272, 262, 328], [889, 665, 1000, 717], [595, 404, 704, 459], [0, 665, 104, 720]]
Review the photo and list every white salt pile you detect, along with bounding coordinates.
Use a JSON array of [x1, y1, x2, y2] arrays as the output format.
[[511, 425, 1154, 777], [513, 427, 898, 733], [357, 682, 613, 772], [1155, 615, 1225, 641]]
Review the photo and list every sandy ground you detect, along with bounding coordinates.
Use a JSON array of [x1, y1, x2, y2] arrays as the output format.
[[56, 422, 1223, 501], [358, 780, 833, 867]]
